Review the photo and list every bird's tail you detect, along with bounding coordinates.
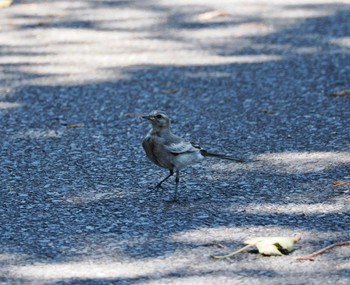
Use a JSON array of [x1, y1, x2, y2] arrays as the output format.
[[200, 150, 246, 163]]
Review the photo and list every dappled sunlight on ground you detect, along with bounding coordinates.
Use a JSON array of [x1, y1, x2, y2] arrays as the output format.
[[208, 151, 350, 175], [64, 188, 125, 204], [171, 225, 319, 244], [6, 232, 349, 284], [209, 151, 350, 171], [331, 37, 350, 48], [11, 129, 64, 139], [8, 259, 165, 281], [1, 0, 346, 86], [233, 200, 349, 214], [257, 151, 350, 173], [0, 101, 22, 109]]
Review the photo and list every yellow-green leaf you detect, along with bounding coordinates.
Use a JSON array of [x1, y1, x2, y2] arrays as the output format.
[[245, 236, 299, 253], [256, 242, 284, 256], [211, 235, 301, 259]]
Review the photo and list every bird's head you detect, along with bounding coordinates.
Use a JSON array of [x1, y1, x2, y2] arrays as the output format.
[[142, 110, 170, 128]]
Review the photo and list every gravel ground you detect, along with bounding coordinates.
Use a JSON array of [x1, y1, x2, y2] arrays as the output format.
[[1, 0, 350, 284]]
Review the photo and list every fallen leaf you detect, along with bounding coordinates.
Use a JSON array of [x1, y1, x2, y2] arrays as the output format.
[[256, 242, 284, 256], [63, 123, 84, 128], [245, 236, 300, 255], [197, 10, 231, 21], [211, 235, 301, 259], [332, 180, 349, 187], [329, 90, 350, 96]]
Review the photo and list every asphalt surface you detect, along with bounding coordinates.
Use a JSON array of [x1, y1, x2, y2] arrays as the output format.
[[1, 0, 350, 284]]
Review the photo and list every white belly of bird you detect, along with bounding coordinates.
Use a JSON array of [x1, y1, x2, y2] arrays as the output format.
[[174, 151, 204, 170]]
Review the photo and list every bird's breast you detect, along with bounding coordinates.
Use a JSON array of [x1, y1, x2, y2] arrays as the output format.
[[142, 136, 174, 170]]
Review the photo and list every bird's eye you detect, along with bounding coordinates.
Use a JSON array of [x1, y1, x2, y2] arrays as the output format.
[[156, 114, 162, 119]]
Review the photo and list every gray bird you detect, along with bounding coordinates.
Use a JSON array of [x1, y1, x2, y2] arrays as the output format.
[[142, 110, 245, 200]]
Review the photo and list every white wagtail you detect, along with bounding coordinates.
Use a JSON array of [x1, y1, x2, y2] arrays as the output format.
[[142, 110, 245, 200]]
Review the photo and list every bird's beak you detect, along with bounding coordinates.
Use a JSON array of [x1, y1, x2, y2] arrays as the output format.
[[142, 115, 152, 121]]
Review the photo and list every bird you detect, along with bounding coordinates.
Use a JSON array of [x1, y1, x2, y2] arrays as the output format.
[[142, 110, 246, 201]]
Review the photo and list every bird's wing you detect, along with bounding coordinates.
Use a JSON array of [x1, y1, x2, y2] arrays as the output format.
[[165, 141, 199, 154]]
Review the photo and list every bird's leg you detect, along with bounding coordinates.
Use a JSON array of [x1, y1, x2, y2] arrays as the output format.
[[173, 170, 180, 201], [154, 169, 174, 190]]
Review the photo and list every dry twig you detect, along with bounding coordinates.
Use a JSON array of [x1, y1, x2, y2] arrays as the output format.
[[296, 241, 350, 261]]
